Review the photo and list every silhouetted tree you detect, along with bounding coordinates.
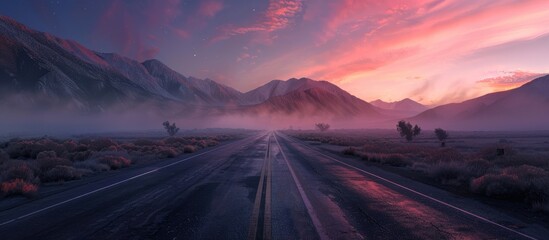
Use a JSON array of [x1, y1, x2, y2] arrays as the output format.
[[315, 123, 330, 132], [397, 120, 421, 142], [163, 121, 179, 136], [434, 128, 448, 147]]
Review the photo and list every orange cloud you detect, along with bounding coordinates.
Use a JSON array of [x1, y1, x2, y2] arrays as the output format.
[[198, 0, 224, 17], [477, 71, 546, 92], [214, 0, 302, 41]]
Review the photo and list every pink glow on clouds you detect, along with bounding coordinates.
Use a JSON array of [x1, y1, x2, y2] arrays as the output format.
[[198, 0, 224, 17], [214, 0, 302, 42], [238, 0, 549, 104], [477, 71, 545, 92], [95, 0, 182, 60], [18, 0, 549, 105]]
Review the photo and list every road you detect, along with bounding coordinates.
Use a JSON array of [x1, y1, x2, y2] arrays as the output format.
[[0, 131, 548, 239]]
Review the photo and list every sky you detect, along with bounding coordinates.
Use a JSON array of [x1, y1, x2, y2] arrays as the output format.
[[1, 0, 549, 105]]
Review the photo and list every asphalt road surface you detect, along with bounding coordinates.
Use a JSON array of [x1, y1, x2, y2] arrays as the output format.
[[0, 131, 548, 239]]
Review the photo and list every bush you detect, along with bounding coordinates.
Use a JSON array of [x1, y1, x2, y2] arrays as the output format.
[[183, 145, 196, 153], [366, 153, 410, 167], [342, 147, 357, 156], [98, 156, 131, 170], [41, 166, 83, 182], [5, 138, 64, 159], [37, 150, 57, 160], [0, 149, 9, 165], [81, 138, 119, 151], [428, 161, 470, 186], [133, 139, 162, 146], [1, 179, 38, 197], [381, 154, 410, 167], [37, 157, 72, 172], [1, 160, 38, 183], [471, 165, 549, 207], [157, 147, 178, 158], [73, 159, 110, 172]]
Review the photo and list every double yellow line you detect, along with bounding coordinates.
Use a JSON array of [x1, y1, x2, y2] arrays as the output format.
[[247, 133, 273, 240]]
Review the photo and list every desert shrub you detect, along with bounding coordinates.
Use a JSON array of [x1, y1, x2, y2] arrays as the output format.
[[98, 156, 131, 169], [40, 166, 82, 182], [37, 150, 57, 160], [381, 154, 410, 167], [75, 144, 89, 152], [428, 161, 471, 186], [426, 148, 464, 164], [157, 147, 178, 158], [471, 174, 523, 199], [163, 137, 187, 145], [464, 159, 492, 177], [0, 149, 9, 165], [206, 139, 219, 147], [5, 138, 64, 159], [1, 160, 38, 183], [133, 139, 161, 146], [1, 179, 38, 197], [66, 150, 94, 161], [366, 153, 410, 167], [183, 145, 196, 153], [342, 147, 357, 156], [81, 138, 118, 151], [494, 154, 549, 169], [478, 144, 516, 161], [63, 140, 78, 152], [471, 165, 549, 207], [37, 157, 72, 172], [73, 159, 110, 172]]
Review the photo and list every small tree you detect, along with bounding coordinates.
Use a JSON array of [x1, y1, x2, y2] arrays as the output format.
[[163, 121, 179, 136], [434, 128, 448, 147], [315, 123, 330, 132], [397, 120, 421, 142]]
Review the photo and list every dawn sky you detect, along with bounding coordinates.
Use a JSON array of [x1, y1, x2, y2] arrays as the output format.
[[2, 0, 548, 105]]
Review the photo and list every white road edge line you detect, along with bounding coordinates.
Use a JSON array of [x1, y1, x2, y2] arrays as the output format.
[[0, 141, 236, 227], [273, 132, 329, 240], [283, 134, 538, 240]]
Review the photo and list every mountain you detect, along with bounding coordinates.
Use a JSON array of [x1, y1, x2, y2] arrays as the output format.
[[0, 16, 242, 112], [370, 98, 428, 118], [240, 78, 349, 104], [412, 75, 549, 130], [141, 59, 242, 105], [242, 84, 380, 117], [0, 16, 379, 119]]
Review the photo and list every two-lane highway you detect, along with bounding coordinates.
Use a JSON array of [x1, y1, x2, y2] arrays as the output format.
[[0, 131, 548, 239]]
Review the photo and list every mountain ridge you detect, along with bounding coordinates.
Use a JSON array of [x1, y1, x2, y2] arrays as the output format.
[[0, 16, 380, 119]]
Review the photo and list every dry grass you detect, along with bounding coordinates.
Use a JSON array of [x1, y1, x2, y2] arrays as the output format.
[[0, 133, 237, 198], [286, 130, 549, 211]]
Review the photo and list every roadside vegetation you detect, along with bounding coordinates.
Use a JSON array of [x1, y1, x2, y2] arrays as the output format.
[[285, 129, 549, 212], [0, 133, 241, 198]]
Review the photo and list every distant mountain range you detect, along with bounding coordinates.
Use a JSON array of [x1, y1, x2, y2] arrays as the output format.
[[0, 16, 380, 119], [1, 16, 548, 130], [412, 75, 549, 130], [370, 98, 428, 117]]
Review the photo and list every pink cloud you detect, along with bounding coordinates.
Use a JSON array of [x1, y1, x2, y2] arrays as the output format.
[[477, 71, 546, 91], [214, 0, 303, 41], [95, 0, 182, 60], [198, 0, 224, 17], [173, 28, 190, 39]]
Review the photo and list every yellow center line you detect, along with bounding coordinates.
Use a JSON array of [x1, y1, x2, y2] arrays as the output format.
[[247, 133, 272, 240]]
